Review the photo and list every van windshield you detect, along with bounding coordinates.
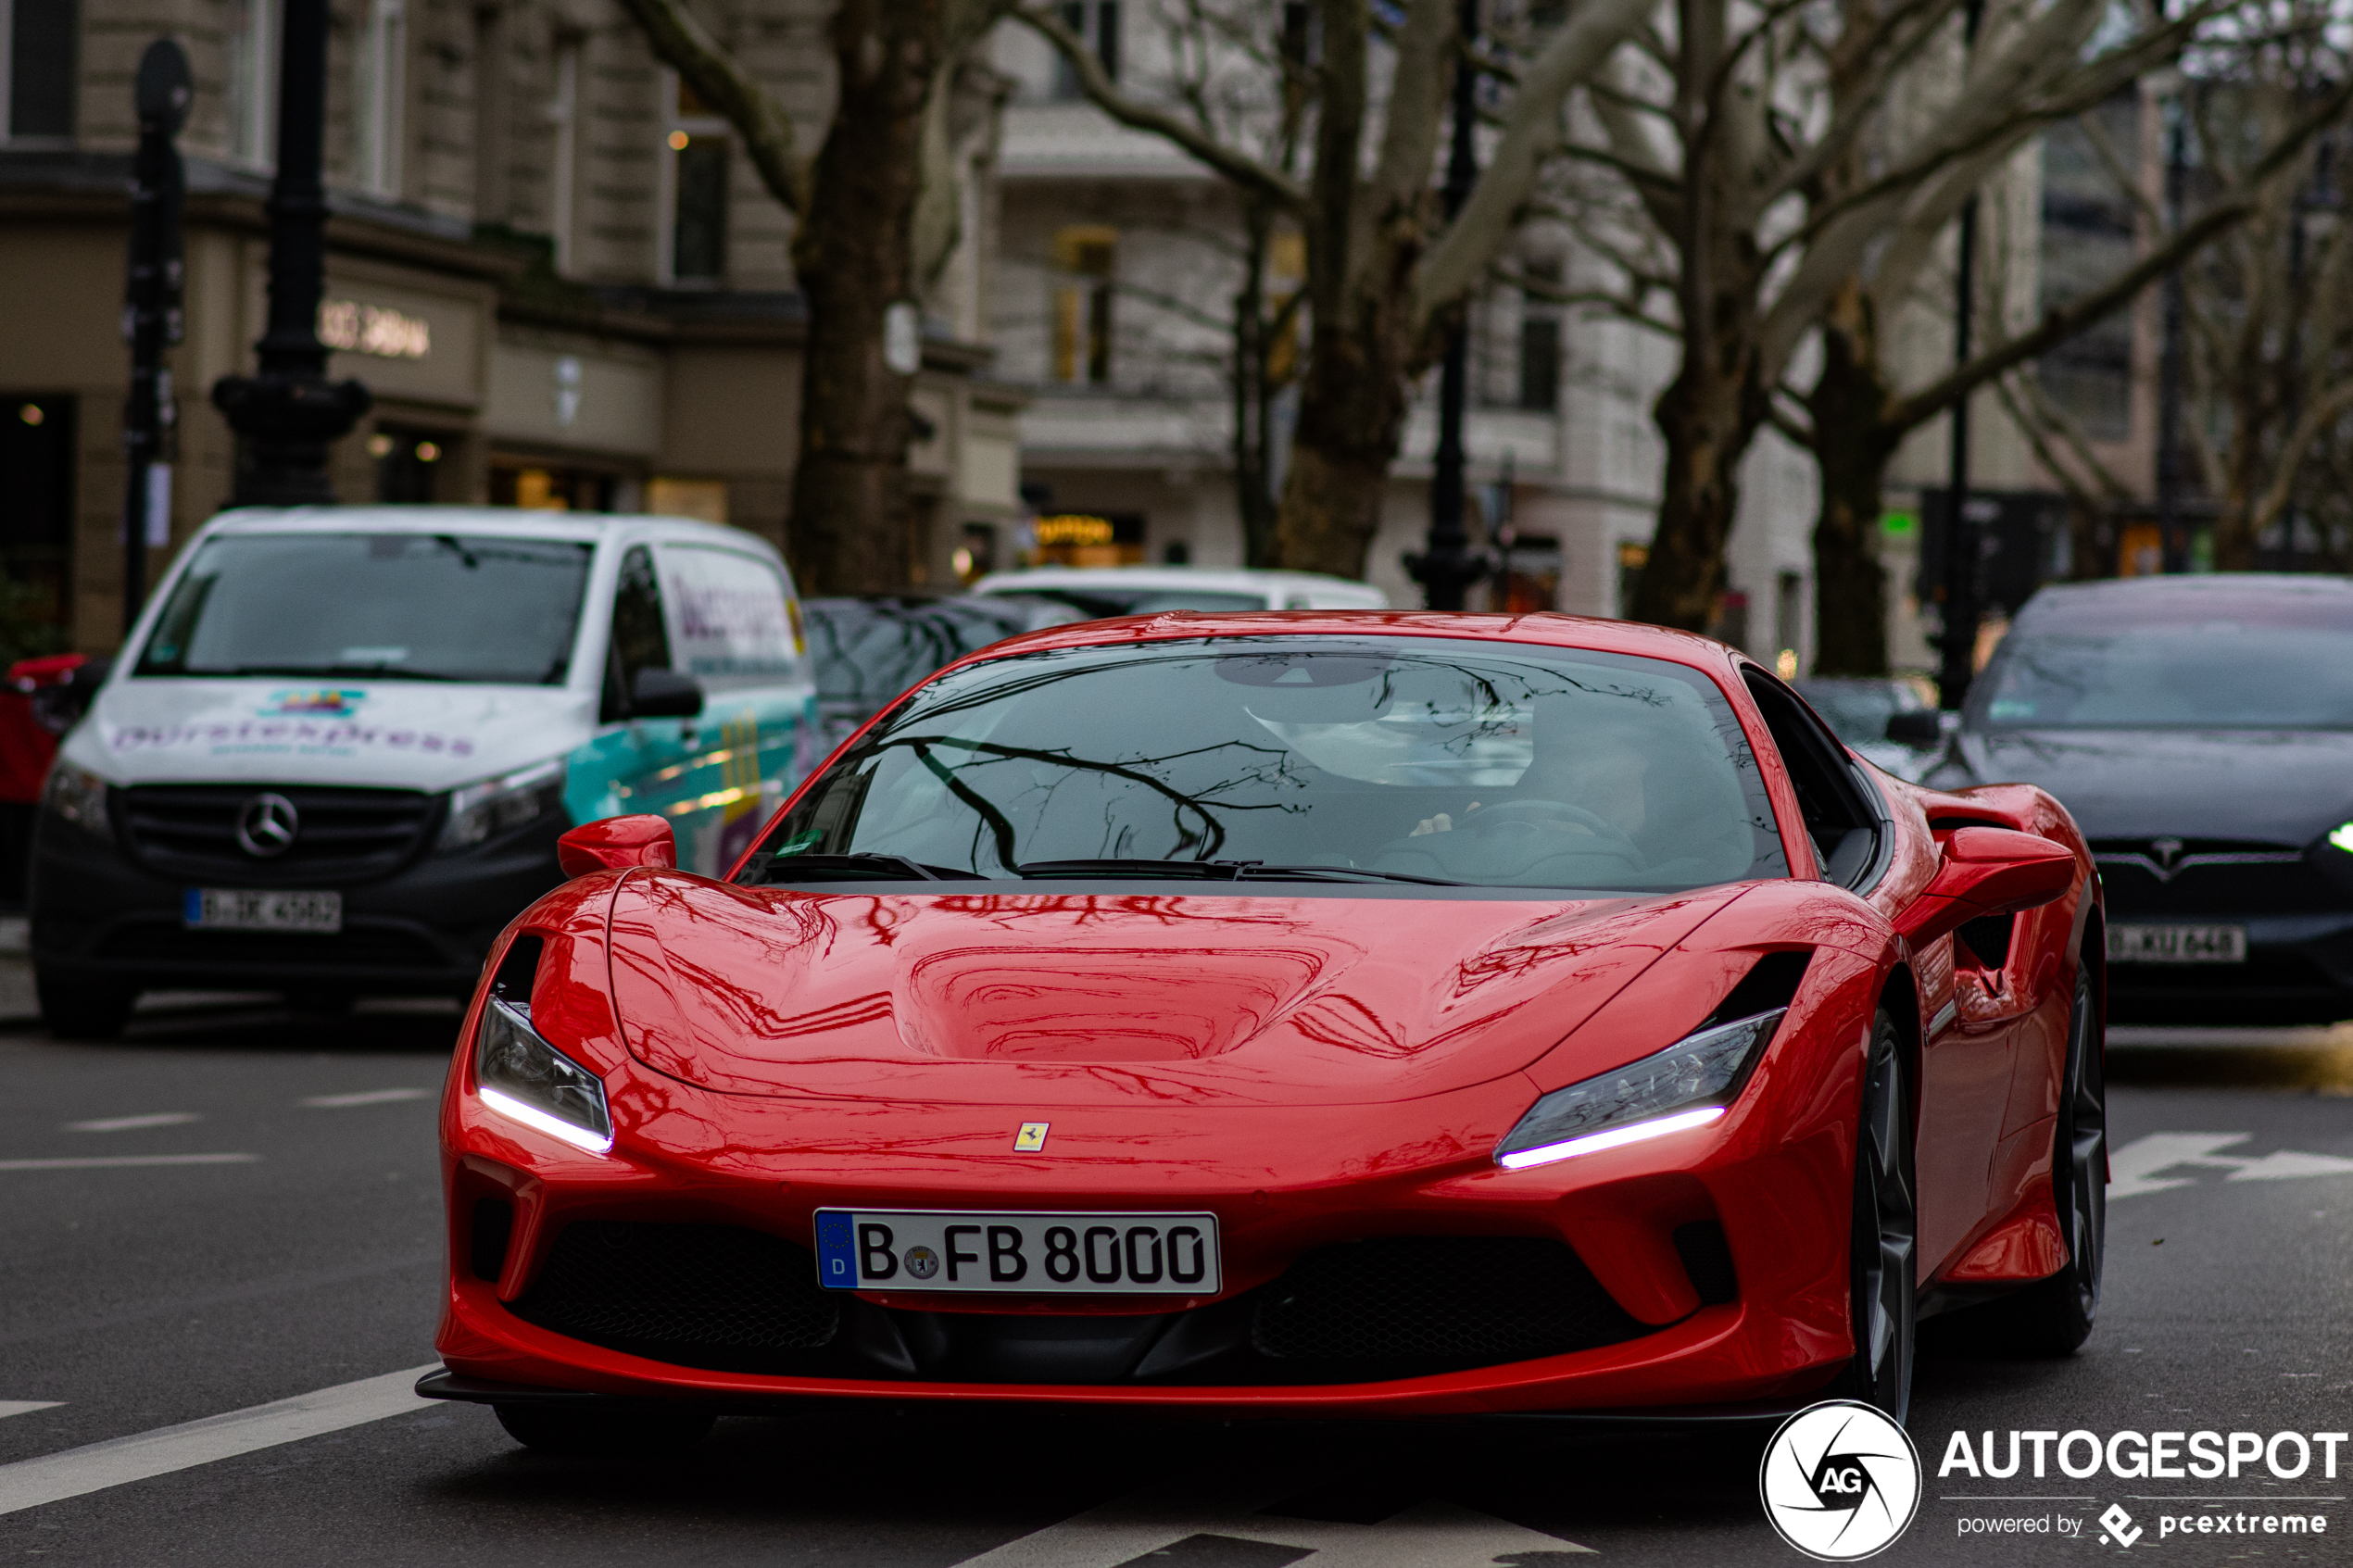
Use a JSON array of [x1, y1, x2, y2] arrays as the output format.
[[135, 533, 594, 684]]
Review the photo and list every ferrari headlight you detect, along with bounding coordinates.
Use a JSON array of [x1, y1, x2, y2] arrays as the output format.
[[41, 759, 111, 840], [1495, 1009, 1787, 1170], [473, 997, 612, 1153], [437, 758, 567, 852]]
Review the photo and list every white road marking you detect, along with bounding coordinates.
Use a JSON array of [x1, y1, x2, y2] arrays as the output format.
[[299, 1088, 433, 1108], [0, 1404, 61, 1421], [2110, 1133, 2353, 1199], [64, 1113, 202, 1133], [0, 1364, 438, 1517], [0, 1155, 259, 1173], [947, 1479, 1591, 1568]]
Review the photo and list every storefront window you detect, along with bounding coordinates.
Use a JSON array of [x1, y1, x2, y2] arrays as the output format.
[[0, 395, 74, 657], [6, 0, 79, 140], [368, 427, 448, 503]]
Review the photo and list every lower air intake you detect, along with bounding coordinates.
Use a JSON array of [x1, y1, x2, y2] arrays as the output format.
[[510, 1222, 839, 1370], [1251, 1235, 1645, 1369]]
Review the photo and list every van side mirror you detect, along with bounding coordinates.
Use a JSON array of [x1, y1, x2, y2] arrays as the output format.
[[557, 814, 677, 877], [1894, 825, 2075, 947], [1884, 709, 1944, 747], [629, 668, 704, 719]]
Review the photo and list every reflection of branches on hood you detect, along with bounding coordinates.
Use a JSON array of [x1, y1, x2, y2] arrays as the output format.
[[887, 733, 1302, 866]]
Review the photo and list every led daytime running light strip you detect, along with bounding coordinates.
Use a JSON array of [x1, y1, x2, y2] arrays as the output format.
[[478, 1085, 614, 1155], [1495, 1105, 1724, 1171]]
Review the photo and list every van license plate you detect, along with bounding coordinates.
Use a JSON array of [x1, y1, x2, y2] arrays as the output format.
[[183, 889, 343, 934], [2107, 923, 2245, 964]]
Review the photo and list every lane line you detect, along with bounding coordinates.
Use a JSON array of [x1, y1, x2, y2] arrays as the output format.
[[64, 1113, 202, 1133], [947, 1480, 1591, 1568], [299, 1088, 433, 1108], [0, 1404, 61, 1421], [0, 1364, 439, 1518], [0, 1155, 258, 1173]]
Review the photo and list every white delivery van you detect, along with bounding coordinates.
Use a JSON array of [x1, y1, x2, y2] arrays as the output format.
[[28, 506, 814, 1037]]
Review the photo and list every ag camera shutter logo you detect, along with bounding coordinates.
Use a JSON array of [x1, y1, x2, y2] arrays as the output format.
[[1760, 1399, 1922, 1560]]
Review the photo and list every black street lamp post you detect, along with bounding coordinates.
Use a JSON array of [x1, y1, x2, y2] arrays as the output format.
[[122, 41, 191, 625], [1406, 0, 1490, 611], [211, 0, 371, 507], [1934, 0, 1986, 711]]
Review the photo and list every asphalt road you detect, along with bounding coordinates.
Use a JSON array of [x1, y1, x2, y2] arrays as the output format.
[[1, 991, 2348, 1566]]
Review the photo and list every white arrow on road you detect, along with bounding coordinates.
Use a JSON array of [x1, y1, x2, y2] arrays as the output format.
[[2110, 1133, 2353, 1199]]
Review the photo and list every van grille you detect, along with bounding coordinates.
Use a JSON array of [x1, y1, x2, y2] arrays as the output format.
[[116, 784, 438, 884]]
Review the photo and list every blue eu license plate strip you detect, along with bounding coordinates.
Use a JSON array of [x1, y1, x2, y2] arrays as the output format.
[[812, 1208, 1221, 1295]]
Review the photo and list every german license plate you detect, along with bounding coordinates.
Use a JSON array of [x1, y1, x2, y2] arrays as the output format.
[[814, 1209, 1220, 1295], [2108, 923, 2246, 964], [182, 888, 343, 934]]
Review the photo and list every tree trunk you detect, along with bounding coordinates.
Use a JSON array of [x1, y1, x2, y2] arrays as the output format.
[[1635, 357, 1765, 632], [1234, 204, 1279, 569], [785, 0, 943, 595], [1806, 288, 1899, 676], [1272, 299, 1416, 577], [2210, 426, 2268, 571]]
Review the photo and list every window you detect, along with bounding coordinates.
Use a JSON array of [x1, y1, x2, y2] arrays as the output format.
[[353, 0, 405, 195], [1775, 571, 1805, 677], [367, 427, 448, 502], [4, 0, 78, 141], [0, 395, 75, 652], [1051, 225, 1116, 384], [225, 0, 274, 165], [1743, 670, 1881, 887], [546, 34, 580, 270], [1051, 2, 1119, 97], [663, 75, 728, 283], [1518, 261, 1562, 411], [603, 546, 673, 720]]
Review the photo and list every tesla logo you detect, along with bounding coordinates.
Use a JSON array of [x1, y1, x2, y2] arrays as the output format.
[[235, 793, 299, 858], [2149, 837, 2186, 872], [1013, 1123, 1050, 1151]]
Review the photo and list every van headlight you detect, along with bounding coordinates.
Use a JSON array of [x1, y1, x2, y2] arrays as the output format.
[[473, 997, 612, 1154], [41, 760, 112, 840], [1494, 1009, 1787, 1170], [437, 759, 567, 851]]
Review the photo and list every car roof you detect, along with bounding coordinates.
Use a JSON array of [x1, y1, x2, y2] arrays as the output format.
[[927, 608, 1744, 679], [2017, 572, 2353, 629], [197, 505, 784, 557], [971, 565, 1388, 598]]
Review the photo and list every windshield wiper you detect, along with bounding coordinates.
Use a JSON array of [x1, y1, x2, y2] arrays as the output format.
[[753, 852, 984, 883], [1232, 864, 1468, 887], [1014, 858, 1243, 880]]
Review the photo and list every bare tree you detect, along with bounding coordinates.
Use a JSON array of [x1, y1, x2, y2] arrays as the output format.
[[1017, 0, 1651, 578], [1545, 0, 2287, 644], [616, 0, 1010, 594]]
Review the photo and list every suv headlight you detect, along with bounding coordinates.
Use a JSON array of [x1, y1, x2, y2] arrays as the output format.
[[437, 759, 567, 852], [41, 759, 111, 840], [1495, 1009, 1787, 1170], [473, 997, 612, 1153]]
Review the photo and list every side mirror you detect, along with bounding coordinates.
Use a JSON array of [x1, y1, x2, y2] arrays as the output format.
[[629, 668, 704, 719], [1884, 709, 1944, 747], [1894, 825, 2076, 946], [557, 814, 677, 878]]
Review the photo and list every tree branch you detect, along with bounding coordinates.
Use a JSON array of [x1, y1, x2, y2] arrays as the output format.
[[613, 0, 812, 215]]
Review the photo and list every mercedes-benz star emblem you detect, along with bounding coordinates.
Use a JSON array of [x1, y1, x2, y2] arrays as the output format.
[[234, 792, 300, 859]]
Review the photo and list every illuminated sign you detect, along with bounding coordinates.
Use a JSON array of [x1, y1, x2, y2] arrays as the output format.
[[319, 300, 431, 359], [1035, 513, 1115, 546]]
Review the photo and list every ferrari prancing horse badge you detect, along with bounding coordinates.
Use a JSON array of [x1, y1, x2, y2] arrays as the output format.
[[1013, 1122, 1050, 1151]]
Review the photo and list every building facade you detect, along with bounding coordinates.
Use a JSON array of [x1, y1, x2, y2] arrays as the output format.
[[0, 0, 1022, 657]]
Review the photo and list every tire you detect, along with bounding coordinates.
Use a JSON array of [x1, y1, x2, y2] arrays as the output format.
[[1833, 1009, 1917, 1422], [492, 1401, 715, 1457], [1973, 961, 2106, 1355], [36, 967, 135, 1042]]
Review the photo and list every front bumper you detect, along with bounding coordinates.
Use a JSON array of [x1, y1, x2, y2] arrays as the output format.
[[2104, 909, 2353, 1022], [434, 1035, 1864, 1419], [27, 806, 566, 997]]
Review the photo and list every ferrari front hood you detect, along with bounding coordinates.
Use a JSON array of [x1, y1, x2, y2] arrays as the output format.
[[606, 873, 1750, 1107]]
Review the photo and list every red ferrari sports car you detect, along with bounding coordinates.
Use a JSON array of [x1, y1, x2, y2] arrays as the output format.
[[420, 613, 2103, 1452]]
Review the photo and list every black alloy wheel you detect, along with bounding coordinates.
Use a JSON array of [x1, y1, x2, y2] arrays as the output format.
[[1836, 1009, 1917, 1422], [1978, 960, 2106, 1354], [492, 1400, 716, 1457]]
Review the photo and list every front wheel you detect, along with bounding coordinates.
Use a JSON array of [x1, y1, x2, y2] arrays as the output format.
[[1833, 1009, 1917, 1422], [36, 967, 135, 1041], [492, 1401, 715, 1457]]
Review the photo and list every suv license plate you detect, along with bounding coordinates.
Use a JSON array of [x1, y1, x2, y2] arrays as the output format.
[[183, 889, 343, 934], [815, 1209, 1220, 1295], [2108, 923, 2245, 964]]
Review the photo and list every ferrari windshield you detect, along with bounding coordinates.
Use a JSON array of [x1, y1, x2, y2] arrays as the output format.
[[134, 533, 593, 684], [742, 635, 1788, 892], [1974, 622, 2353, 730]]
